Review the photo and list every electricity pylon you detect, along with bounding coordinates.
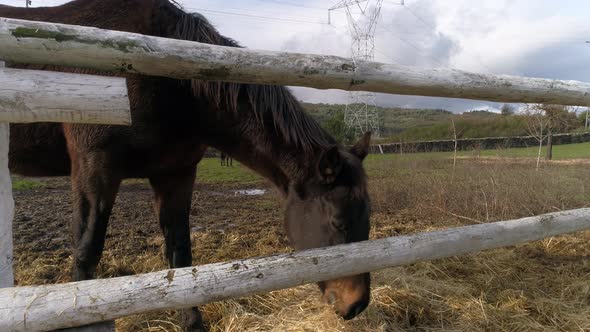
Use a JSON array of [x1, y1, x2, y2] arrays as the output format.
[[329, 0, 383, 137]]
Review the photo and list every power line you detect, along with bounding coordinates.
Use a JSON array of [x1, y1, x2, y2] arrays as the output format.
[[379, 25, 447, 67], [374, 47, 402, 64], [399, 2, 494, 73], [0, 0, 25, 5], [253, 0, 331, 11], [403, 4, 436, 31], [185, 5, 323, 22], [185, 7, 329, 25]]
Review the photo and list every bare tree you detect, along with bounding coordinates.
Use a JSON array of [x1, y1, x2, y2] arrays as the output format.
[[524, 104, 578, 168], [451, 119, 458, 170], [501, 103, 515, 116], [450, 118, 465, 173], [524, 105, 551, 170]]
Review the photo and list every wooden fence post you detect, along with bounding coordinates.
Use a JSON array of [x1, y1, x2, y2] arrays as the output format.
[[0, 120, 13, 290], [0, 60, 14, 289], [546, 133, 553, 160]]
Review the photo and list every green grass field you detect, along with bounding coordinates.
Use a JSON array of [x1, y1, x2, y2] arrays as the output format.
[[197, 158, 262, 184], [461, 141, 590, 159], [159, 141, 590, 186], [367, 141, 590, 162], [11, 141, 589, 190], [11, 178, 44, 191]]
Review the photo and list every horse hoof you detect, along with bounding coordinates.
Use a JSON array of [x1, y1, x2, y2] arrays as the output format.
[[55, 320, 115, 332], [180, 308, 207, 332], [184, 320, 208, 332]]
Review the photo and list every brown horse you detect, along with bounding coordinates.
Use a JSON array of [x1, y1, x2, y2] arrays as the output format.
[[2, 0, 372, 330]]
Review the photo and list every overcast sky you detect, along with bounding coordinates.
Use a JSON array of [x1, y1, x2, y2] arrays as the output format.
[[4, 0, 590, 113]]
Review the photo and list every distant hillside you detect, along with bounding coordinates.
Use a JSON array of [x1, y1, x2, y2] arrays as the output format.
[[302, 103, 454, 140], [301, 103, 520, 142], [301, 103, 586, 144]]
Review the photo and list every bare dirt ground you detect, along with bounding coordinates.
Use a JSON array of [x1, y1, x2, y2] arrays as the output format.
[[13, 177, 289, 285], [12, 158, 590, 331]]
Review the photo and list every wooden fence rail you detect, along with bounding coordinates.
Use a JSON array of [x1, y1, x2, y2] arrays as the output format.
[[0, 67, 130, 124], [1, 208, 589, 332], [1, 17, 590, 106]]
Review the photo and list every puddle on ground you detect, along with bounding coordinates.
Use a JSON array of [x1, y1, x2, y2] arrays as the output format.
[[234, 189, 266, 196], [191, 223, 235, 234]]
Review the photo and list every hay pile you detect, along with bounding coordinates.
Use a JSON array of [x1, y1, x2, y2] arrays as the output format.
[[14, 157, 590, 331]]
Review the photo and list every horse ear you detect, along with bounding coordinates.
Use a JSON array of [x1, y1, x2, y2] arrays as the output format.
[[318, 146, 342, 184], [350, 131, 372, 161]]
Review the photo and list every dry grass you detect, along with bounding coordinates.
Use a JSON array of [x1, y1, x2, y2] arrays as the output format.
[[13, 156, 590, 331]]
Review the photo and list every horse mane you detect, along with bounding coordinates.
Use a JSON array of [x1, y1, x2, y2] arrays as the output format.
[[167, 4, 335, 151]]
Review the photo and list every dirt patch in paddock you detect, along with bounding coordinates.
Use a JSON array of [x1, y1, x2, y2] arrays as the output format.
[[13, 177, 289, 286], [12, 158, 590, 331]]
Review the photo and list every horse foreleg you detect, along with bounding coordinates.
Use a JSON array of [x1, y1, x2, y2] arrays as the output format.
[[150, 167, 206, 332], [59, 156, 120, 332], [70, 158, 121, 281]]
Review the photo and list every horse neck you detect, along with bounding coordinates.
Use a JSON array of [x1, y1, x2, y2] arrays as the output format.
[[200, 103, 325, 196]]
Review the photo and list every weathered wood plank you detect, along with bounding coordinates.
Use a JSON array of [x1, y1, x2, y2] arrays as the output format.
[[1, 208, 589, 332], [0, 17, 589, 106], [0, 67, 130, 124], [0, 123, 12, 289], [0, 60, 14, 290]]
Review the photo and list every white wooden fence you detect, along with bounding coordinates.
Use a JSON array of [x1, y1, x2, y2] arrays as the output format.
[[1, 16, 590, 332]]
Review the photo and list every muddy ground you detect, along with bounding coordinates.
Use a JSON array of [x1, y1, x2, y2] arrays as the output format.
[[13, 177, 290, 284]]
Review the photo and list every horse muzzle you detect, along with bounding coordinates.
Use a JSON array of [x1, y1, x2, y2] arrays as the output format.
[[319, 272, 371, 320]]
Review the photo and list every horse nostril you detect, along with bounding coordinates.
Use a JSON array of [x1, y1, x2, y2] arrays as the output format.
[[354, 304, 364, 317], [341, 300, 369, 320]]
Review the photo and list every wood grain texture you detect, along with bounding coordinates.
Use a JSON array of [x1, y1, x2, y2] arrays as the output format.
[[0, 60, 14, 290], [0, 123, 13, 289], [0, 67, 130, 124], [0, 18, 589, 105]]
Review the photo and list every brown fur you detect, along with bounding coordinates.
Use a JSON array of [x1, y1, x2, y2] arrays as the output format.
[[3, 1, 372, 330]]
